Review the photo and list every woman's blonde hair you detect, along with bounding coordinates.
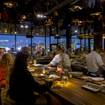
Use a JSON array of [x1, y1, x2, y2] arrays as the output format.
[[0, 53, 14, 67]]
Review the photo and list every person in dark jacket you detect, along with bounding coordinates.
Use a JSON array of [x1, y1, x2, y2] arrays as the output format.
[[8, 52, 46, 105]]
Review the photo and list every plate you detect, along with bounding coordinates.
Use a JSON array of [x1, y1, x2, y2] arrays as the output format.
[[48, 74, 60, 79], [33, 64, 43, 67], [70, 72, 83, 77], [90, 77, 104, 81]]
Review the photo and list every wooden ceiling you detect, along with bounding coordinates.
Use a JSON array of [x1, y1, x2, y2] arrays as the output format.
[[0, 0, 95, 24], [0, 0, 105, 35]]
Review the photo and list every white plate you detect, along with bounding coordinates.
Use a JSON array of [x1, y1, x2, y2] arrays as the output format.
[[90, 77, 104, 81], [48, 74, 60, 79], [33, 64, 43, 67]]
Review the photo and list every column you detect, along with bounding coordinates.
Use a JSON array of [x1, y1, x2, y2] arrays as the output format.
[[49, 25, 52, 51], [88, 38, 91, 52], [94, 33, 102, 50], [66, 28, 71, 49], [14, 24, 17, 52], [44, 25, 47, 52]]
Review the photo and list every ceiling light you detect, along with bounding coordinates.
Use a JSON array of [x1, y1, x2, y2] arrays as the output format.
[[36, 14, 47, 19], [4, 1, 15, 8], [55, 34, 59, 37], [20, 25, 24, 28], [4, 29, 8, 33], [79, 21, 82, 24], [22, 15, 27, 20], [103, 36, 105, 39], [74, 5, 82, 11], [14, 31, 17, 34], [74, 30, 78, 33], [25, 25, 29, 29], [90, 12, 102, 16]]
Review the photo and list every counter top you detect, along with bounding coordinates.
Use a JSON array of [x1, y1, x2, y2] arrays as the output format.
[[51, 78, 105, 105]]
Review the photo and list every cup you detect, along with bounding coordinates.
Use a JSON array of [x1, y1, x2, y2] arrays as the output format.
[[68, 72, 72, 78]]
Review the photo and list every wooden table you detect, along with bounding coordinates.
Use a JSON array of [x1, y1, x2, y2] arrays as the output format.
[[51, 78, 105, 105]]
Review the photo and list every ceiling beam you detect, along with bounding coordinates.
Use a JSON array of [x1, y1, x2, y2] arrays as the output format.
[[44, 0, 80, 15]]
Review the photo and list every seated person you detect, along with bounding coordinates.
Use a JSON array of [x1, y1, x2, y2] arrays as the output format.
[[86, 49, 105, 77], [48, 45, 71, 72], [7, 52, 50, 105]]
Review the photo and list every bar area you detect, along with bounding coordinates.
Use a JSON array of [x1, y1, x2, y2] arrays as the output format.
[[0, 0, 105, 105]]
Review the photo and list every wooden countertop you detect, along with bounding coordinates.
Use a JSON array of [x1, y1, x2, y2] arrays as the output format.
[[51, 78, 105, 105]]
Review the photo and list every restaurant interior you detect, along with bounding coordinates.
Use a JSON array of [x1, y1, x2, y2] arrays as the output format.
[[0, 0, 105, 105]]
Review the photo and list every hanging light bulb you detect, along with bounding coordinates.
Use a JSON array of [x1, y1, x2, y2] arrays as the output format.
[[22, 15, 27, 20], [4, 1, 16, 8], [20, 25, 24, 28], [4, 28, 8, 33], [25, 25, 29, 29]]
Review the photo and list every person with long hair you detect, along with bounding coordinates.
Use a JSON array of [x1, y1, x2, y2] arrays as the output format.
[[0, 53, 14, 88], [8, 52, 48, 105], [0, 53, 14, 105]]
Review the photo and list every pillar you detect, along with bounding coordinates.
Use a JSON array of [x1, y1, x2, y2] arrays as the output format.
[[94, 33, 102, 50]]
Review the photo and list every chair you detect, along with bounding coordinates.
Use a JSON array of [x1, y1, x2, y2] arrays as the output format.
[[1, 88, 15, 105]]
